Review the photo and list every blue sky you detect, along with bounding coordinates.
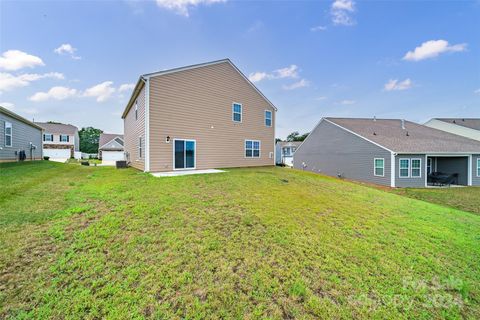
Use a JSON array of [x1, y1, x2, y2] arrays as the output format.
[[1, 0, 479, 139]]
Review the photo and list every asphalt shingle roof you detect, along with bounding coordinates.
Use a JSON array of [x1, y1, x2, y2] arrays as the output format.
[[35, 122, 78, 135], [434, 118, 480, 131], [99, 133, 124, 150], [326, 117, 480, 153]]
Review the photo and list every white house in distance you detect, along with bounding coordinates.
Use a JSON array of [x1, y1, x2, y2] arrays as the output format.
[[35, 122, 80, 160], [424, 118, 480, 142], [276, 141, 301, 166], [98, 133, 125, 164]]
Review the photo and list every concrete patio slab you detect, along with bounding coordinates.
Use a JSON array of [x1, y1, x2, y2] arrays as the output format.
[[151, 169, 226, 177]]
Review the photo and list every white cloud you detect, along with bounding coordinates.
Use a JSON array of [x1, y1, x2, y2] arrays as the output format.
[[155, 0, 225, 17], [118, 83, 135, 92], [338, 99, 356, 105], [474, 88, 480, 95], [384, 78, 412, 91], [315, 96, 327, 101], [248, 65, 299, 83], [0, 72, 64, 92], [403, 40, 467, 62], [84, 81, 116, 102], [282, 79, 309, 90], [0, 50, 45, 71], [311, 25, 327, 32], [0, 102, 15, 111], [54, 44, 81, 60], [29, 86, 78, 102], [331, 0, 356, 26]]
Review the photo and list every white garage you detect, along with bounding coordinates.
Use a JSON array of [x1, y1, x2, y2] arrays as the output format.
[[102, 151, 125, 163], [43, 148, 71, 160]]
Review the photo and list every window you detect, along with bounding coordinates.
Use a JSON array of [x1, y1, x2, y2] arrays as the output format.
[[265, 110, 272, 127], [232, 103, 242, 122], [135, 101, 138, 120], [138, 136, 142, 158], [399, 159, 410, 178], [43, 133, 53, 142], [60, 135, 69, 142], [411, 159, 421, 178], [283, 147, 291, 156], [4, 122, 12, 147], [374, 158, 385, 177], [245, 140, 260, 158], [427, 158, 432, 174], [477, 159, 480, 177]]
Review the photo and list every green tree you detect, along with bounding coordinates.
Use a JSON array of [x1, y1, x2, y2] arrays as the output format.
[[286, 131, 309, 142], [79, 127, 103, 153]]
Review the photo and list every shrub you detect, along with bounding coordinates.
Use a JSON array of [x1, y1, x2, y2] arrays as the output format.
[[43, 156, 50, 161]]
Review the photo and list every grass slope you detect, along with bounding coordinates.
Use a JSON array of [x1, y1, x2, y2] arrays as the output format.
[[392, 187, 480, 215], [1, 162, 479, 319]]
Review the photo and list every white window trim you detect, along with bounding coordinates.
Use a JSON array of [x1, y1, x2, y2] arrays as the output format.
[[411, 158, 422, 178], [399, 158, 410, 178], [232, 102, 242, 123], [172, 139, 197, 170], [135, 101, 138, 121], [138, 136, 142, 159], [265, 110, 272, 127], [374, 158, 385, 177], [43, 133, 53, 142], [245, 139, 261, 158], [60, 134, 69, 142], [477, 158, 480, 177], [5, 121, 12, 147]]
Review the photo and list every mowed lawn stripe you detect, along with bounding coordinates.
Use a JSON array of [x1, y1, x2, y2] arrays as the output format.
[[0, 162, 479, 319]]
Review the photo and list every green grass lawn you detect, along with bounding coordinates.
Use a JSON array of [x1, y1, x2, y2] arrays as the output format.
[[1, 162, 479, 319], [391, 187, 480, 215]]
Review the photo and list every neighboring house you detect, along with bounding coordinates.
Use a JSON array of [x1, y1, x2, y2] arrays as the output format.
[[0, 106, 43, 162], [276, 141, 302, 166], [424, 118, 480, 142], [294, 117, 480, 187], [98, 133, 124, 163], [121, 59, 276, 172], [35, 122, 79, 159]]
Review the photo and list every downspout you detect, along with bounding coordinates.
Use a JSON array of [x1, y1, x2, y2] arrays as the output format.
[[390, 152, 396, 187]]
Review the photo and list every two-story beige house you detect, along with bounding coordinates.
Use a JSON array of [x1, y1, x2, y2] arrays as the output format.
[[35, 122, 79, 159], [121, 59, 277, 172]]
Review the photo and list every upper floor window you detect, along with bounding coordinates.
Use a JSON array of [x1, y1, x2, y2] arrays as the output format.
[[60, 135, 69, 142], [245, 140, 260, 158], [265, 110, 272, 127], [4, 122, 12, 147], [374, 158, 385, 177], [232, 103, 242, 122], [135, 101, 138, 120], [43, 134, 53, 142]]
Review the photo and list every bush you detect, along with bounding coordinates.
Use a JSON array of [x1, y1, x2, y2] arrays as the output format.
[[43, 156, 50, 161]]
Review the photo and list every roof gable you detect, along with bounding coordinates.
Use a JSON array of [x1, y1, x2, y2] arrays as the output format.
[[121, 59, 277, 119]]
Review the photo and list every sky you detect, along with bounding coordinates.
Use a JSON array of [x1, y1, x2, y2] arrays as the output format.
[[0, 0, 479, 139]]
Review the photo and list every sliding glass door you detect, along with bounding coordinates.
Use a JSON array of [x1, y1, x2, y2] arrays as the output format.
[[174, 139, 196, 170]]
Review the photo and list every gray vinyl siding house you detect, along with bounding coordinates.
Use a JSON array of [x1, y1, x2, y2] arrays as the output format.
[[294, 118, 480, 188], [0, 106, 43, 162]]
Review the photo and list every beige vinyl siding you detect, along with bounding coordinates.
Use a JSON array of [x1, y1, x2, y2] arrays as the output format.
[[123, 84, 145, 171], [149, 61, 275, 172]]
